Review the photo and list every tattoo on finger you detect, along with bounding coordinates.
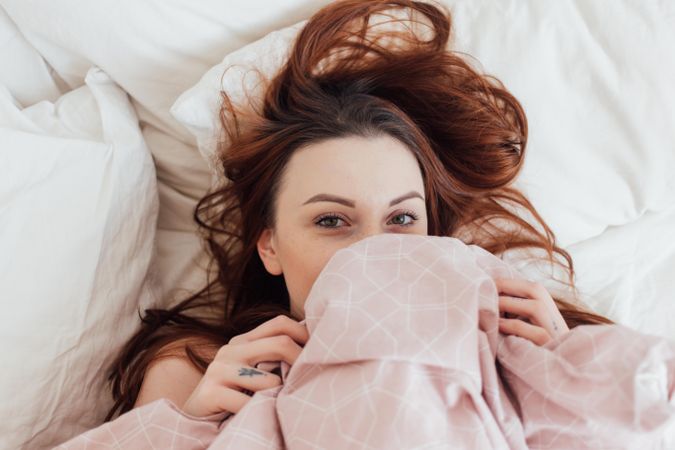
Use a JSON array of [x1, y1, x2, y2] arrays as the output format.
[[239, 368, 266, 377]]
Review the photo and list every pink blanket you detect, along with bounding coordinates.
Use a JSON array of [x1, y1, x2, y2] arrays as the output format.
[[56, 234, 675, 449]]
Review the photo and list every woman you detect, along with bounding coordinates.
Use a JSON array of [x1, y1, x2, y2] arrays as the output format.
[[105, 0, 612, 421]]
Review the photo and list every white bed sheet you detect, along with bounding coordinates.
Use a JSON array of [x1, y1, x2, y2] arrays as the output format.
[[570, 206, 675, 339], [168, 0, 675, 339], [1, 1, 674, 448], [2, 0, 673, 328], [509, 205, 675, 341]]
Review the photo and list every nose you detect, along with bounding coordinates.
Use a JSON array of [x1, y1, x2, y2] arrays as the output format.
[[353, 223, 387, 243]]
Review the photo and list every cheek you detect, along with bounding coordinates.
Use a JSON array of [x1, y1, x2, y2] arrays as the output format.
[[281, 236, 341, 306]]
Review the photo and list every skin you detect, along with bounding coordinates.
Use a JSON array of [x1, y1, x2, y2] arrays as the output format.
[[255, 133, 570, 344], [256, 134, 429, 320], [139, 134, 430, 417], [137, 135, 569, 417]]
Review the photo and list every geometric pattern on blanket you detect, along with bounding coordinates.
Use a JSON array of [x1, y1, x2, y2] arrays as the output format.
[[56, 234, 675, 449]]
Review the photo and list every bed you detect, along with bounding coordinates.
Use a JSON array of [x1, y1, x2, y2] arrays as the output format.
[[0, 0, 673, 448]]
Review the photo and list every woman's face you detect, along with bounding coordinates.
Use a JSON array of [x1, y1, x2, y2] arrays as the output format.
[[256, 134, 428, 320]]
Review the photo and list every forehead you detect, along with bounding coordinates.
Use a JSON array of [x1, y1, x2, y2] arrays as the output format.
[[278, 135, 424, 205]]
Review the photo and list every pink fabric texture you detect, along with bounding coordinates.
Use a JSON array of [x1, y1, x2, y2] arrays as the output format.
[[56, 234, 675, 449]]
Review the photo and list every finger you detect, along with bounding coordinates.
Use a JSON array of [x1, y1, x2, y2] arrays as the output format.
[[498, 296, 547, 328], [223, 334, 304, 367], [498, 318, 550, 346], [209, 361, 283, 392], [229, 315, 309, 346], [497, 286, 568, 339], [494, 277, 549, 301], [213, 386, 252, 414]]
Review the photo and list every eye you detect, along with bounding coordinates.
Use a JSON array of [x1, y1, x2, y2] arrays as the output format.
[[388, 210, 419, 227], [314, 211, 418, 229], [315, 213, 348, 229]]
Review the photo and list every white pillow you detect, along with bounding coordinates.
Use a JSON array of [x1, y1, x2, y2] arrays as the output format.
[[171, 0, 675, 248], [0, 0, 333, 308], [0, 0, 332, 144], [0, 67, 159, 449], [171, 21, 306, 187], [0, 6, 65, 107]]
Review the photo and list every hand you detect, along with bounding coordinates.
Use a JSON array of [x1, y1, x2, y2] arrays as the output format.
[[494, 277, 569, 346], [181, 314, 309, 418]]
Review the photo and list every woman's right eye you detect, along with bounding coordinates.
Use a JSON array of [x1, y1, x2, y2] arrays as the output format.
[[315, 214, 347, 228]]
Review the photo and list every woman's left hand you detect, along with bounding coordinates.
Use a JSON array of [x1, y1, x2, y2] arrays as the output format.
[[494, 277, 569, 346]]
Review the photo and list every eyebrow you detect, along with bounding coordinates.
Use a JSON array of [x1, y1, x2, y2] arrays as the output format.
[[302, 190, 425, 208]]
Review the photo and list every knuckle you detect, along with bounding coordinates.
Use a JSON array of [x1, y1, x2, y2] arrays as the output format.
[[272, 314, 291, 326], [205, 360, 227, 378], [276, 334, 296, 348], [228, 335, 243, 345], [216, 345, 228, 358], [216, 344, 235, 360], [209, 359, 230, 371], [535, 329, 550, 345], [531, 283, 549, 298], [267, 374, 283, 387]]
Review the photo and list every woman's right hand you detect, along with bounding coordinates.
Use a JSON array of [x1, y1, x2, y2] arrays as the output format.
[[181, 314, 309, 418]]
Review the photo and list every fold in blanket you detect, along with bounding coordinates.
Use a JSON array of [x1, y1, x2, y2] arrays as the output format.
[[56, 234, 675, 449]]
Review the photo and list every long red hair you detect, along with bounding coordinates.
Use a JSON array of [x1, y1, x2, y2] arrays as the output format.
[[104, 0, 612, 422]]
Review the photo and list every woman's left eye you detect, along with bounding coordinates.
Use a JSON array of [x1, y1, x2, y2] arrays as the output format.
[[389, 211, 419, 226]]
